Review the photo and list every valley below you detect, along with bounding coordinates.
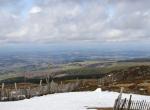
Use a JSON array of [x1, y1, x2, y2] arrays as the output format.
[[1, 58, 150, 96], [0, 47, 150, 102]]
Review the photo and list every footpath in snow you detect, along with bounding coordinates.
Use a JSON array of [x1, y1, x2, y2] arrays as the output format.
[[0, 88, 150, 110]]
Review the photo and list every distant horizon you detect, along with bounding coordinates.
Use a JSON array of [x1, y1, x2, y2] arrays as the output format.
[[0, 40, 150, 51], [0, 41, 150, 63]]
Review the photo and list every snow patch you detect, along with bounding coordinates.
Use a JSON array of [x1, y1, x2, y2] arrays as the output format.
[[94, 88, 102, 92], [0, 89, 150, 110]]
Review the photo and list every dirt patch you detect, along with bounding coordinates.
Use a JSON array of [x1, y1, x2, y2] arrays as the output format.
[[87, 107, 112, 110]]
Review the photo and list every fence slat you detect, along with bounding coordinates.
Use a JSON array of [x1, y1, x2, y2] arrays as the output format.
[[113, 95, 150, 110]]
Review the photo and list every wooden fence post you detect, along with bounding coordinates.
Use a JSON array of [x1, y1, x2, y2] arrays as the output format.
[[113, 87, 124, 110], [1, 83, 5, 98], [120, 98, 126, 110], [46, 75, 50, 93], [127, 95, 132, 110], [40, 80, 42, 86], [14, 83, 17, 91], [39, 80, 43, 95], [28, 87, 31, 98]]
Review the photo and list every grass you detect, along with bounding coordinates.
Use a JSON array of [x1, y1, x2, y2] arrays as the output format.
[[1, 60, 150, 81]]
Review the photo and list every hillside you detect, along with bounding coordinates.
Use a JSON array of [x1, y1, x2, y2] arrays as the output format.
[[108, 65, 150, 82], [100, 65, 150, 95], [1, 60, 150, 97]]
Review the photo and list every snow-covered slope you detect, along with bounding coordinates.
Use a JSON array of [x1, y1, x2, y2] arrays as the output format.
[[0, 88, 150, 110]]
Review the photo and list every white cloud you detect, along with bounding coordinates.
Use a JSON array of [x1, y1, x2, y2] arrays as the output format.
[[106, 29, 123, 39], [29, 6, 42, 14], [6, 27, 28, 37], [0, 0, 150, 43]]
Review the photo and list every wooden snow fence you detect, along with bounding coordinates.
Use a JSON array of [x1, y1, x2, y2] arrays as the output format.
[[113, 88, 150, 110]]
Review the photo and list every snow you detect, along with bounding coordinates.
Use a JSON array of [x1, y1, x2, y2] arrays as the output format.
[[0, 89, 150, 110]]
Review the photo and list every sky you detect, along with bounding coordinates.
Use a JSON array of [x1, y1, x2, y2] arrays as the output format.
[[0, 0, 150, 44]]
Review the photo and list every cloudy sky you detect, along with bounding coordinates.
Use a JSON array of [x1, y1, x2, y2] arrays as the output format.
[[0, 0, 150, 44]]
